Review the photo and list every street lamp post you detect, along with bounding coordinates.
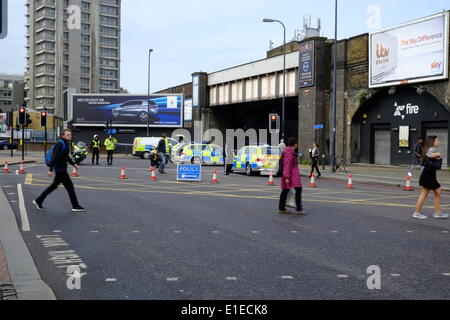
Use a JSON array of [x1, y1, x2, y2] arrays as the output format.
[[331, 0, 338, 172], [263, 18, 286, 141], [147, 48, 154, 137]]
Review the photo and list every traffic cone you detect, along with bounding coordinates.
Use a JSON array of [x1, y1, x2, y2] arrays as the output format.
[[347, 174, 354, 189], [18, 162, 26, 175], [3, 161, 10, 173], [405, 176, 413, 191], [267, 171, 275, 186], [119, 165, 128, 180], [211, 170, 219, 183], [71, 166, 79, 178], [308, 173, 317, 188], [150, 168, 158, 181]]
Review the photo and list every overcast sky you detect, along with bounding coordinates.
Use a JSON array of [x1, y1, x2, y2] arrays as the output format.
[[0, 0, 449, 93]]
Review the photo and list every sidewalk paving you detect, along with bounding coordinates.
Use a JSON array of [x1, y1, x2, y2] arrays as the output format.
[[300, 164, 450, 191]]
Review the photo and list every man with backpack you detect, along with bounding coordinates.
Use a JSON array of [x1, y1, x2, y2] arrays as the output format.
[[33, 129, 86, 213]]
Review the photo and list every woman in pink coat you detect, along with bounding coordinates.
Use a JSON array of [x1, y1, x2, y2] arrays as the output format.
[[279, 137, 304, 214]]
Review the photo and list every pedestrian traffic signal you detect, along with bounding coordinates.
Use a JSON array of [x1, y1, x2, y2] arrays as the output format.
[[18, 107, 26, 125], [26, 113, 32, 126], [0, 0, 7, 40], [269, 114, 280, 133], [6, 111, 13, 127], [40, 111, 47, 127]]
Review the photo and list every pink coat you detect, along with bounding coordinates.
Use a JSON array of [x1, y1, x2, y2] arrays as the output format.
[[281, 146, 302, 190]]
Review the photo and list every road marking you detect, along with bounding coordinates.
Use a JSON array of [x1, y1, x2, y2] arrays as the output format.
[[166, 278, 178, 282], [105, 278, 117, 282], [442, 273, 450, 277], [370, 231, 378, 233], [290, 231, 299, 234], [53, 230, 62, 233], [226, 277, 238, 281], [337, 275, 349, 279], [90, 231, 99, 233], [406, 231, 415, 233], [7, 193, 16, 195], [332, 231, 339, 234], [3, 186, 14, 188], [442, 231, 449, 234], [281, 276, 294, 280], [252, 231, 260, 234], [390, 274, 401, 277], [131, 231, 140, 233], [174, 231, 181, 234], [17, 184, 30, 232], [212, 231, 220, 234], [24, 174, 33, 185], [10, 200, 17, 203]]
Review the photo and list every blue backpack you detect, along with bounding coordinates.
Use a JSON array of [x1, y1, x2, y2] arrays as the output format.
[[45, 140, 66, 167]]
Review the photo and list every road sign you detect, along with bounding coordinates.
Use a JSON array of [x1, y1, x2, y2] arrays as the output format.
[[177, 164, 202, 182], [314, 124, 324, 130]]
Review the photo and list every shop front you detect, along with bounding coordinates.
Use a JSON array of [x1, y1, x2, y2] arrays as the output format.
[[352, 86, 449, 167]]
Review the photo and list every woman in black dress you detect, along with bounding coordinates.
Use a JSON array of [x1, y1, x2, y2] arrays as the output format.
[[413, 136, 448, 220]]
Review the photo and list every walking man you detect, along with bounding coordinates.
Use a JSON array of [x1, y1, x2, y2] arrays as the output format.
[[33, 129, 85, 212], [157, 134, 167, 173], [91, 135, 101, 165], [408, 137, 424, 177], [224, 139, 234, 176], [104, 135, 118, 166]]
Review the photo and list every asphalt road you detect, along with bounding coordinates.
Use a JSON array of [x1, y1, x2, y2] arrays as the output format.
[[1, 158, 450, 300]]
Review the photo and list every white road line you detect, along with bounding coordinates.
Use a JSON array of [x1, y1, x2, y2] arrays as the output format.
[[332, 231, 339, 234], [443, 273, 450, 277], [337, 275, 349, 279], [406, 231, 415, 233], [105, 278, 117, 282], [226, 277, 238, 281], [252, 231, 260, 234], [10, 200, 17, 203], [17, 184, 30, 232], [90, 231, 99, 233], [7, 193, 16, 195], [3, 186, 14, 188], [53, 230, 62, 233], [281, 276, 294, 280], [370, 231, 378, 233], [390, 274, 401, 277], [212, 231, 220, 234], [166, 278, 179, 282], [442, 231, 449, 234], [174, 231, 181, 234], [290, 231, 299, 234], [131, 231, 140, 233]]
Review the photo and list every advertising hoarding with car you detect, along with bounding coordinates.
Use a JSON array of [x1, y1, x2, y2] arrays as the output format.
[[70, 94, 184, 127], [369, 12, 449, 88]]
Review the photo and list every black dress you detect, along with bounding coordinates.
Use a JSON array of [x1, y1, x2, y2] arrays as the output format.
[[419, 163, 441, 190]]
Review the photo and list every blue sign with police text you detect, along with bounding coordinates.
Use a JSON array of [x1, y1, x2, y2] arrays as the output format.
[[177, 165, 202, 182]]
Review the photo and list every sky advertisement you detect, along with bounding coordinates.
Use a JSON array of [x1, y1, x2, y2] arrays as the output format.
[[369, 12, 449, 88], [71, 94, 184, 127]]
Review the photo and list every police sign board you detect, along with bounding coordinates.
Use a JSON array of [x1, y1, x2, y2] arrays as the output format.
[[177, 164, 202, 182]]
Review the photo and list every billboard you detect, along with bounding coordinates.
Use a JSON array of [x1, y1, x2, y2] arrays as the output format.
[[299, 40, 315, 88], [369, 12, 449, 88], [71, 94, 184, 127], [0, 113, 10, 138]]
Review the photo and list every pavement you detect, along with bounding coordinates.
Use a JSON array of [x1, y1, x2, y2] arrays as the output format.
[[0, 158, 449, 300]]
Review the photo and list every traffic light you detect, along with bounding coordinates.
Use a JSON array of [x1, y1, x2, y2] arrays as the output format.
[[6, 111, 13, 127], [0, 0, 7, 40], [269, 114, 280, 133], [40, 111, 47, 127], [26, 113, 32, 126], [18, 107, 26, 125]]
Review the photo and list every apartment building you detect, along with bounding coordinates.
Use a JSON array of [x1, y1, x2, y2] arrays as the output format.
[[0, 73, 25, 113], [25, 0, 121, 117]]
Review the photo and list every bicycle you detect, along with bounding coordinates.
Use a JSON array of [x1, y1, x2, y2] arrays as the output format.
[[333, 154, 349, 174]]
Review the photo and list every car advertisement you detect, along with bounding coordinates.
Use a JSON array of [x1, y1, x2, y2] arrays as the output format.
[[369, 12, 449, 88], [71, 94, 184, 127]]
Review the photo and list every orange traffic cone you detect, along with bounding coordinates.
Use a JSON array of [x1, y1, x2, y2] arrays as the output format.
[[267, 171, 275, 186], [3, 161, 10, 173], [405, 176, 413, 191], [308, 173, 317, 188], [347, 174, 354, 189], [211, 170, 219, 183], [71, 166, 79, 177], [150, 168, 158, 181], [18, 162, 26, 175], [119, 165, 128, 180]]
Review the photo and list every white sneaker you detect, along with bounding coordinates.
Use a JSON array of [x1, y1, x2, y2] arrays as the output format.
[[413, 213, 428, 220], [433, 213, 449, 219]]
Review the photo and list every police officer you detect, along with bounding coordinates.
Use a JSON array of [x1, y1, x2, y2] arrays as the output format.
[[91, 135, 101, 165], [104, 135, 118, 166], [157, 134, 167, 173]]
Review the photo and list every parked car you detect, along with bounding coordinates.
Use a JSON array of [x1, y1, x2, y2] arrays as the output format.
[[132, 137, 178, 159], [0, 140, 19, 150], [175, 143, 224, 166], [112, 100, 159, 122], [233, 145, 281, 176]]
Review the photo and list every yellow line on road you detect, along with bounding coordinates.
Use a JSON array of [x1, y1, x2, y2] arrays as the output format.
[[24, 174, 33, 185]]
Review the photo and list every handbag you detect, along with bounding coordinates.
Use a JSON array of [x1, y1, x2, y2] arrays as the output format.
[[286, 189, 296, 209], [424, 157, 442, 171]]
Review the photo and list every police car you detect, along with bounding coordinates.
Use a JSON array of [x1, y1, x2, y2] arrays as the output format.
[[233, 145, 281, 176], [132, 137, 178, 159], [173, 143, 224, 165]]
